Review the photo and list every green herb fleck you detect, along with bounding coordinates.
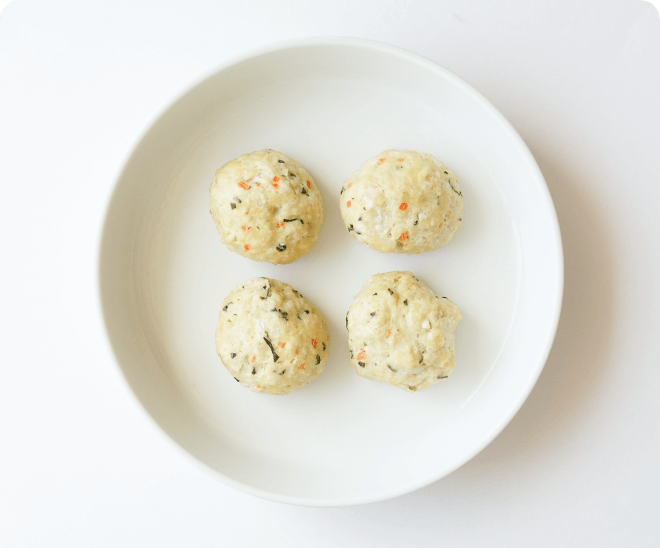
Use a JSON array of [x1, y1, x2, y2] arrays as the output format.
[[447, 180, 462, 196], [271, 308, 289, 321], [263, 337, 279, 362]]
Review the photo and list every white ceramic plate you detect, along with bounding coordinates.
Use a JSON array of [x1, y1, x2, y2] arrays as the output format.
[[98, 37, 563, 506]]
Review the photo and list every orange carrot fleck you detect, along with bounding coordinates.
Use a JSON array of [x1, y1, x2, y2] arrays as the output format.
[[252, 355, 256, 363], [244, 244, 252, 251], [311, 339, 317, 349], [255, 182, 261, 186], [376, 158, 385, 166], [347, 183, 353, 189], [306, 180, 311, 188], [398, 232, 408, 241], [397, 158, 404, 162], [256, 384, 261, 389], [356, 348, 366, 360], [295, 349, 299, 355], [399, 203, 408, 211], [271, 182, 279, 189], [245, 210, 250, 215], [238, 181, 249, 189], [241, 226, 252, 233], [387, 330, 392, 338], [278, 342, 286, 348], [277, 221, 284, 228], [272, 176, 280, 183], [346, 200, 351, 208], [299, 364, 306, 370]]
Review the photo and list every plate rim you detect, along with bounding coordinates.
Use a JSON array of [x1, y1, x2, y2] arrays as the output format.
[[96, 36, 564, 507]]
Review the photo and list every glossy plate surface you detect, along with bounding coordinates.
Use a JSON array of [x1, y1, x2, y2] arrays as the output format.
[[99, 37, 563, 506]]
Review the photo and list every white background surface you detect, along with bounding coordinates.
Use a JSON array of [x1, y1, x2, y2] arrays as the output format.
[[1, 0, 659, 546]]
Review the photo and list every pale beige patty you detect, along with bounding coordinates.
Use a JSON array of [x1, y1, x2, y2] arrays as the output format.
[[210, 150, 323, 264], [216, 277, 329, 395], [339, 150, 462, 254], [346, 271, 461, 392]]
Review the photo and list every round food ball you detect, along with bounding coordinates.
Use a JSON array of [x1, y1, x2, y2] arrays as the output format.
[[210, 150, 323, 265], [339, 150, 462, 254], [346, 271, 461, 392], [216, 277, 329, 395]]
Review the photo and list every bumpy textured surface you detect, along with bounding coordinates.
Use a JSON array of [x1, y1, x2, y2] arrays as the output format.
[[216, 277, 329, 395], [346, 271, 461, 392], [210, 150, 323, 264], [339, 150, 463, 254]]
